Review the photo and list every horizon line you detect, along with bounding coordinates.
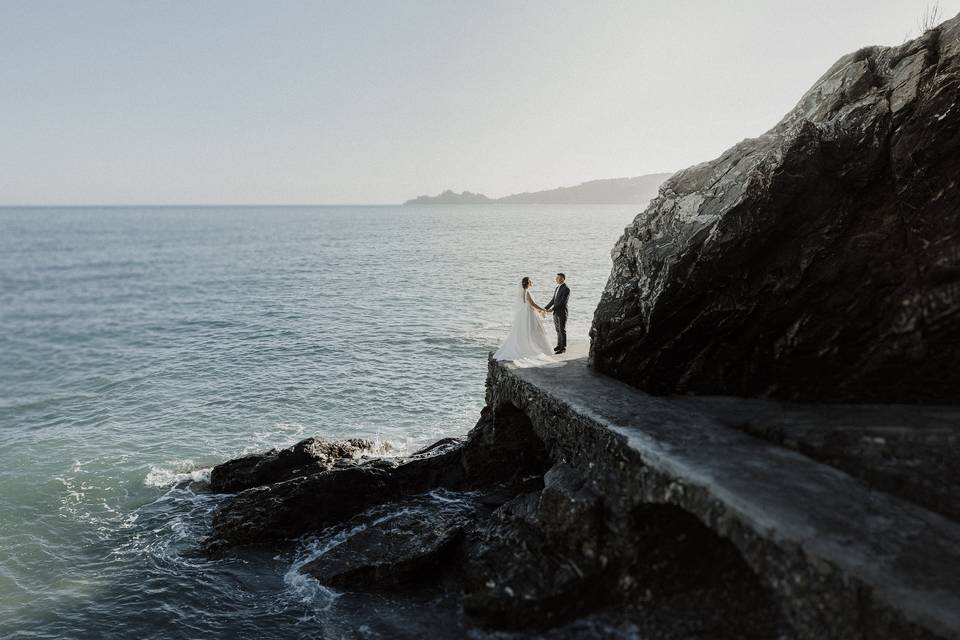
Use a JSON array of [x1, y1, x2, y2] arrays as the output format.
[[0, 203, 400, 208], [0, 202, 647, 209]]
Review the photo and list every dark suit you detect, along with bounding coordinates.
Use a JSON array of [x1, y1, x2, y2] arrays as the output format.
[[544, 282, 570, 350]]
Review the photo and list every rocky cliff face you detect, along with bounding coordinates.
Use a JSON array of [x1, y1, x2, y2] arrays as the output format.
[[590, 15, 960, 403]]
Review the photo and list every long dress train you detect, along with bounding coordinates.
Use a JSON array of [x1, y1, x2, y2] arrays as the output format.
[[493, 287, 554, 366]]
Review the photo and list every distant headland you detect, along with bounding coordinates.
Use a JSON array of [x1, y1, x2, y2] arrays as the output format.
[[403, 173, 672, 205]]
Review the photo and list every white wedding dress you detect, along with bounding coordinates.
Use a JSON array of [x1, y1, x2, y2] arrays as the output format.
[[493, 287, 554, 366]]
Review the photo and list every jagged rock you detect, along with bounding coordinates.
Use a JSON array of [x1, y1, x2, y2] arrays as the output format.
[[391, 437, 466, 493], [410, 437, 461, 456], [462, 428, 783, 635], [383, 405, 549, 495], [209, 437, 384, 493], [462, 464, 608, 629], [207, 465, 400, 550], [536, 464, 605, 557], [302, 509, 471, 590], [205, 407, 548, 550], [458, 404, 549, 490], [590, 14, 960, 403]]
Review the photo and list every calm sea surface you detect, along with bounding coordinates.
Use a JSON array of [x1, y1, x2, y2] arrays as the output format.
[[0, 205, 639, 639]]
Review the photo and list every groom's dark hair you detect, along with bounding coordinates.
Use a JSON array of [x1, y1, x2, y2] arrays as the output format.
[[557, 273, 566, 280]]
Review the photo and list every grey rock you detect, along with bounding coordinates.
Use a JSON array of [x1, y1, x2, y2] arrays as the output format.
[[391, 404, 549, 496], [207, 465, 400, 550], [458, 404, 550, 491], [462, 464, 608, 629], [205, 406, 548, 550], [209, 437, 384, 493], [390, 437, 466, 493], [302, 509, 470, 590], [590, 14, 960, 403], [461, 459, 778, 635]]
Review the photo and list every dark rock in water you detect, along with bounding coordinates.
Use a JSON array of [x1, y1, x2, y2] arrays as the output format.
[[302, 509, 470, 590], [462, 464, 608, 629], [206, 406, 547, 550], [462, 463, 782, 634], [459, 404, 549, 490], [463, 510, 601, 629], [383, 405, 549, 495], [205, 397, 787, 635], [590, 14, 960, 403], [410, 437, 461, 457], [391, 437, 466, 493], [536, 464, 605, 556], [209, 437, 384, 493], [207, 465, 400, 550]]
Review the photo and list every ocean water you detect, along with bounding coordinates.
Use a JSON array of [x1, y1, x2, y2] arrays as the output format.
[[0, 205, 639, 639]]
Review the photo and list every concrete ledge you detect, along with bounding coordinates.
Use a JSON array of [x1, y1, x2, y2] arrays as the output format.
[[672, 394, 960, 522], [487, 346, 960, 639]]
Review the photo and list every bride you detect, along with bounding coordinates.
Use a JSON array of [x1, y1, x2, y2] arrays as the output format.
[[493, 276, 555, 365]]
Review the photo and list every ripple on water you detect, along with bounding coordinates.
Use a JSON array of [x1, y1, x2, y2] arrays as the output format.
[[143, 461, 212, 488], [0, 204, 637, 638]]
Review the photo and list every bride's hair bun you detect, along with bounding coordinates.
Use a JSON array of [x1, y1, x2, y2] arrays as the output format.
[[521, 277, 531, 289]]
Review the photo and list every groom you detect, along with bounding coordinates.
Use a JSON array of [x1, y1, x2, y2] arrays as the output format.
[[544, 273, 570, 354]]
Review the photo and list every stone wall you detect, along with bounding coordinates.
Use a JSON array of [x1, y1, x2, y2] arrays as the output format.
[[486, 357, 948, 639]]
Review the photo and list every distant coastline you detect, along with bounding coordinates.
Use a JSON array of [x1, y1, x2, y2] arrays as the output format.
[[403, 173, 671, 205]]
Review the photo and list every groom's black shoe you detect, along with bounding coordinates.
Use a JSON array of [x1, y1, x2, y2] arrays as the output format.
[[553, 346, 562, 353]]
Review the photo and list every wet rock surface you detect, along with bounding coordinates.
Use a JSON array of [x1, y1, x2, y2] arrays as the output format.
[[208, 464, 401, 550], [461, 464, 610, 629], [590, 14, 960, 403], [204, 399, 786, 638], [206, 405, 548, 550], [302, 507, 471, 590], [209, 437, 385, 493]]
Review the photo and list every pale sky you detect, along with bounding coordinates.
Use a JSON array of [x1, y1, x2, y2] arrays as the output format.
[[1, 0, 957, 205]]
